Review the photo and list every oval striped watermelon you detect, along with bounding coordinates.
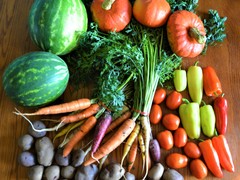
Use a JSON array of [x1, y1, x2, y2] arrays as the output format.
[[2, 51, 69, 107], [28, 0, 88, 55]]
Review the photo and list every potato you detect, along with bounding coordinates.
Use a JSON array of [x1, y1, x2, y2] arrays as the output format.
[[123, 172, 135, 180], [147, 163, 164, 180], [28, 120, 46, 138], [55, 148, 71, 166], [18, 134, 34, 151], [74, 164, 98, 180], [99, 163, 125, 180], [28, 165, 44, 180], [35, 136, 54, 166], [162, 168, 184, 180], [18, 151, 36, 167], [44, 165, 60, 180], [61, 165, 75, 179], [71, 149, 85, 167]]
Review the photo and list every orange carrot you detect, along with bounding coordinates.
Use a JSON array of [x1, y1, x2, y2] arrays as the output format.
[[105, 110, 132, 134], [18, 98, 95, 116], [63, 116, 97, 157], [83, 119, 136, 166], [60, 103, 101, 123], [127, 136, 138, 172]]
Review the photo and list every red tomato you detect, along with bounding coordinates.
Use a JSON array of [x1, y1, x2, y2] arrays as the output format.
[[166, 91, 182, 110], [190, 159, 208, 179], [156, 130, 173, 150], [149, 104, 162, 124], [184, 141, 201, 159], [162, 113, 180, 130], [166, 153, 188, 169], [153, 88, 166, 104], [174, 128, 188, 148]]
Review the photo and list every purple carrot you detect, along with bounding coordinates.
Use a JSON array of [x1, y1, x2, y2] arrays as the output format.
[[149, 139, 161, 163], [91, 111, 112, 158]]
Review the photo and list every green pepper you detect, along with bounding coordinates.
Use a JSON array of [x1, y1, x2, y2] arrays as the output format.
[[173, 68, 187, 92], [187, 62, 203, 104], [179, 99, 201, 139], [200, 101, 216, 137]]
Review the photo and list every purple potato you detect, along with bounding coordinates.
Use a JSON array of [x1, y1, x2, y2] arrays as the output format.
[[18, 151, 36, 167]]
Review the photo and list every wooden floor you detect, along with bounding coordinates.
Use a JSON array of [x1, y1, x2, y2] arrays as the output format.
[[0, 0, 240, 179]]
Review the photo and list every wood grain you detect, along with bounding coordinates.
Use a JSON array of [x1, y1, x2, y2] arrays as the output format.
[[0, 0, 239, 179]]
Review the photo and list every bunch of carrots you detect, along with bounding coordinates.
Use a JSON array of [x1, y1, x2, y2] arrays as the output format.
[[15, 97, 142, 171]]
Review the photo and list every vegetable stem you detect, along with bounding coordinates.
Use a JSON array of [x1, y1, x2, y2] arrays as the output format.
[[117, 73, 134, 91], [102, 0, 116, 10], [189, 27, 206, 44]]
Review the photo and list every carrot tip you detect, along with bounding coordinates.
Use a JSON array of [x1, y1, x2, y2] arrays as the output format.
[[56, 120, 65, 131], [91, 152, 100, 164]]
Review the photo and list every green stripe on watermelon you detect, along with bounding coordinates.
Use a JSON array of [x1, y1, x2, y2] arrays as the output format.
[[2, 51, 69, 107], [28, 0, 88, 55]]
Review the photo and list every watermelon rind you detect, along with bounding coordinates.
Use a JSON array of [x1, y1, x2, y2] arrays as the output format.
[[2, 51, 70, 107], [28, 0, 88, 55]]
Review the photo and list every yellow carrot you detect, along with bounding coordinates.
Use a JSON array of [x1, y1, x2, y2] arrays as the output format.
[[121, 123, 140, 166]]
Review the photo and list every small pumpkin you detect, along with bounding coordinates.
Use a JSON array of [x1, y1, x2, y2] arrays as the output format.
[[133, 0, 171, 28], [167, 10, 206, 58], [91, 0, 132, 32]]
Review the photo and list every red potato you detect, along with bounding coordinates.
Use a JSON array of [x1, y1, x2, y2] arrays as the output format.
[[184, 141, 201, 159], [156, 130, 173, 150], [153, 88, 167, 104], [166, 153, 188, 169], [162, 113, 180, 130], [166, 91, 182, 110], [190, 159, 208, 179], [174, 128, 188, 148], [149, 104, 162, 124]]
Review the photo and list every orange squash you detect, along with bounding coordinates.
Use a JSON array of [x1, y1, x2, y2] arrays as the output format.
[[133, 0, 171, 27], [167, 10, 206, 58], [91, 0, 132, 32]]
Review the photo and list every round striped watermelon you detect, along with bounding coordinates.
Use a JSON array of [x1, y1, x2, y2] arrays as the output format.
[[2, 51, 69, 107], [28, 0, 88, 55]]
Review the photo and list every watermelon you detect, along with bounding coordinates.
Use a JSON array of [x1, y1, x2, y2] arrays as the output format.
[[2, 51, 69, 107], [28, 0, 88, 55]]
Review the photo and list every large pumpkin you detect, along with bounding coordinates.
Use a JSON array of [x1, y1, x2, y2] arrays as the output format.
[[167, 10, 206, 58], [91, 0, 132, 32], [133, 0, 171, 28]]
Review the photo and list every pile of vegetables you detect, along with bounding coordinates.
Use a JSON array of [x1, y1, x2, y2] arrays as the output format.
[[2, 0, 233, 179]]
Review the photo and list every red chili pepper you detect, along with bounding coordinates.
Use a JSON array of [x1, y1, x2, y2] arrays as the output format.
[[214, 94, 228, 135], [203, 66, 222, 96], [199, 139, 223, 178], [212, 135, 235, 172]]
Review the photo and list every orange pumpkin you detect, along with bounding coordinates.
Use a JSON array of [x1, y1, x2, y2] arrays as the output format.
[[133, 0, 171, 27], [167, 10, 206, 58], [91, 0, 132, 32]]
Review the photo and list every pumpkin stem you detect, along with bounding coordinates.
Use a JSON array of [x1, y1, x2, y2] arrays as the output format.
[[102, 0, 116, 10], [189, 27, 206, 44]]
